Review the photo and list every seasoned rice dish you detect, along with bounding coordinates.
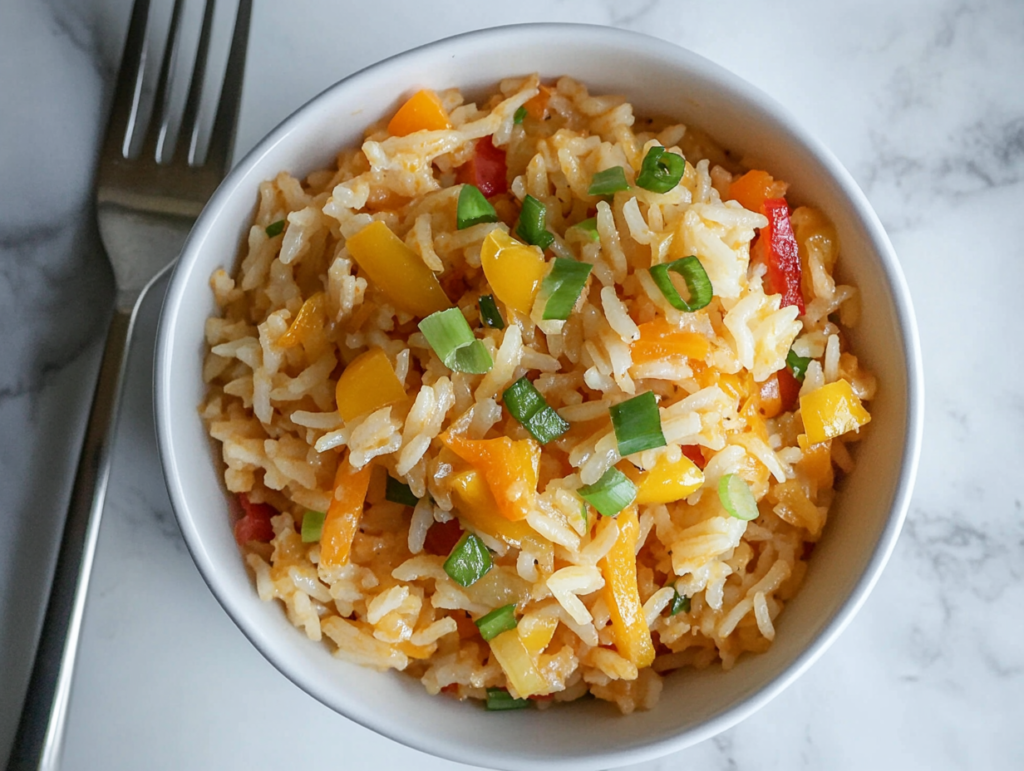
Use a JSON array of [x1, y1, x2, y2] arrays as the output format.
[[201, 75, 875, 713]]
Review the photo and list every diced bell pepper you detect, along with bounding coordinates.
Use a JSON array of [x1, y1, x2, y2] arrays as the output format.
[[277, 291, 329, 360], [727, 169, 788, 214], [335, 347, 407, 423], [480, 229, 548, 316], [319, 457, 373, 568], [799, 379, 871, 444], [634, 454, 705, 505], [448, 469, 534, 547], [630, 317, 710, 365], [442, 433, 540, 522], [488, 628, 549, 697], [387, 89, 452, 137], [457, 136, 508, 197], [761, 198, 806, 314], [518, 615, 559, 657], [597, 506, 655, 668]]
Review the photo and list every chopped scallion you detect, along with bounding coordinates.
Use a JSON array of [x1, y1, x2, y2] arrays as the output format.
[[636, 146, 686, 193], [540, 258, 592, 320], [609, 391, 666, 456], [516, 195, 555, 249], [578, 467, 637, 518], [300, 510, 326, 543], [669, 588, 691, 616], [475, 604, 518, 641], [587, 166, 630, 196], [265, 219, 285, 237], [513, 106, 528, 125], [649, 256, 713, 312], [573, 217, 600, 242], [502, 377, 570, 445], [478, 294, 505, 329], [419, 308, 494, 374], [718, 474, 759, 521], [786, 349, 811, 381], [485, 688, 532, 711], [385, 476, 418, 507], [457, 184, 499, 230], [444, 532, 493, 587]]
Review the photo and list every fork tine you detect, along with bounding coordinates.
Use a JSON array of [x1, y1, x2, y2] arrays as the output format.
[[175, 0, 218, 167], [203, 0, 253, 175], [101, 0, 152, 160], [140, 0, 187, 163]]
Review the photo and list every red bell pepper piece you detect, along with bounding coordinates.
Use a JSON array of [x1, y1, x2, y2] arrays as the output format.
[[680, 444, 706, 470], [761, 198, 805, 314], [457, 136, 508, 197], [234, 493, 275, 545], [777, 366, 802, 413], [423, 517, 463, 556]]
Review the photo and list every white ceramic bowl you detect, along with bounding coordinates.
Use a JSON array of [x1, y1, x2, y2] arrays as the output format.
[[156, 23, 923, 771]]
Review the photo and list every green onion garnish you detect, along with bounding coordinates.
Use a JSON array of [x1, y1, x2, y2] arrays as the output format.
[[573, 217, 600, 242], [516, 195, 555, 249], [718, 474, 759, 521], [669, 588, 691, 616], [485, 688, 532, 711], [636, 146, 686, 193], [385, 476, 418, 507], [786, 349, 811, 381], [265, 220, 285, 237], [502, 377, 570, 445], [478, 294, 505, 329], [649, 256, 713, 312], [587, 166, 630, 196], [444, 532, 493, 587], [578, 467, 637, 518], [419, 308, 494, 374], [300, 510, 326, 543], [457, 184, 499, 230], [609, 391, 666, 456], [540, 258, 593, 320], [475, 603, 518, 641], [513, 106, 527, 125]]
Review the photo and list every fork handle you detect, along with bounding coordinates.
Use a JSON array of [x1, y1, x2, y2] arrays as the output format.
[[7, 309, 134, 771]]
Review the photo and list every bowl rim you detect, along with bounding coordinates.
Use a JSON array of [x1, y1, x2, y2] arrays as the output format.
[[155, 21, 924, 770]]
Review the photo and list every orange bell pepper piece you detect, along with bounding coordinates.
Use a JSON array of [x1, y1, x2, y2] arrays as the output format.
[[448, 469, 533, 547], [797, 434, 834, 491], [335, 347, 407, 423], [598, 506, 655, 668], [387, 89, 452, 137], [480, 229, 548, 316], [320, 456, 373, 568], [277, 291, 329, 359], [345, 220, 452, 318], [441, 433, 540, 522], [727, 169, 788, 214], [522, 85, 552, 121], [799, 379, 871, 444], [631, 317, 710, 365]]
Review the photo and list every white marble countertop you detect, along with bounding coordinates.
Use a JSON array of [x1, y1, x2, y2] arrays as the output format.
[[3, 0, 1022, 768]]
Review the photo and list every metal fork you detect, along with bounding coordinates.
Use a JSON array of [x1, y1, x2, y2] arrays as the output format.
[[7, 1, 251, 768]]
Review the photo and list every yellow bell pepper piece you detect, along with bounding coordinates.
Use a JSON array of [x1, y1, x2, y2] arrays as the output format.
[[335, 347, 407, 423], [635, 454, 704, 505], [480, 229, 548, 315], [387, 89, 452, 137], [441, 433, 540, 522], [448, 469, 533, 547], [320, 457, 373, 569], [598, 506, 655, 669], [277, 291, 329, 360], [799, 379, 871, 444], [345, 220, 452, 318], [518, 615, 558, 657], [797, 434, 834, 491], [488, 628, 549, 697]]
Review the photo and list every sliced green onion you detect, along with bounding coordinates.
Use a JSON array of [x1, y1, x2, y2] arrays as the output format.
[[610, 391, 666, 457], [300, 510, 326, 543], [636, 146, 686, 193], [587, 166, 630, 196], [385, 476, 418, 507], [444, 532, 493, 587], [265, 219, 285, 237], [516, 195, 555, 249], [786, 349, 812, 381], [486, 688, 532, 711], [475, 604, 518, 641], [419, 308, 494, 374], [718, 474, 759, 521], [578, 467, 637, 518], [502, 377, 570, 445], [649, 256, 713, 312], [457, 184, 499, 230], [573, 217, 600, 242], [669, 588, 691, 616], [540, 258, 592, 320], [513, 106, 528, 125], [478, 294, 505, 329]]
